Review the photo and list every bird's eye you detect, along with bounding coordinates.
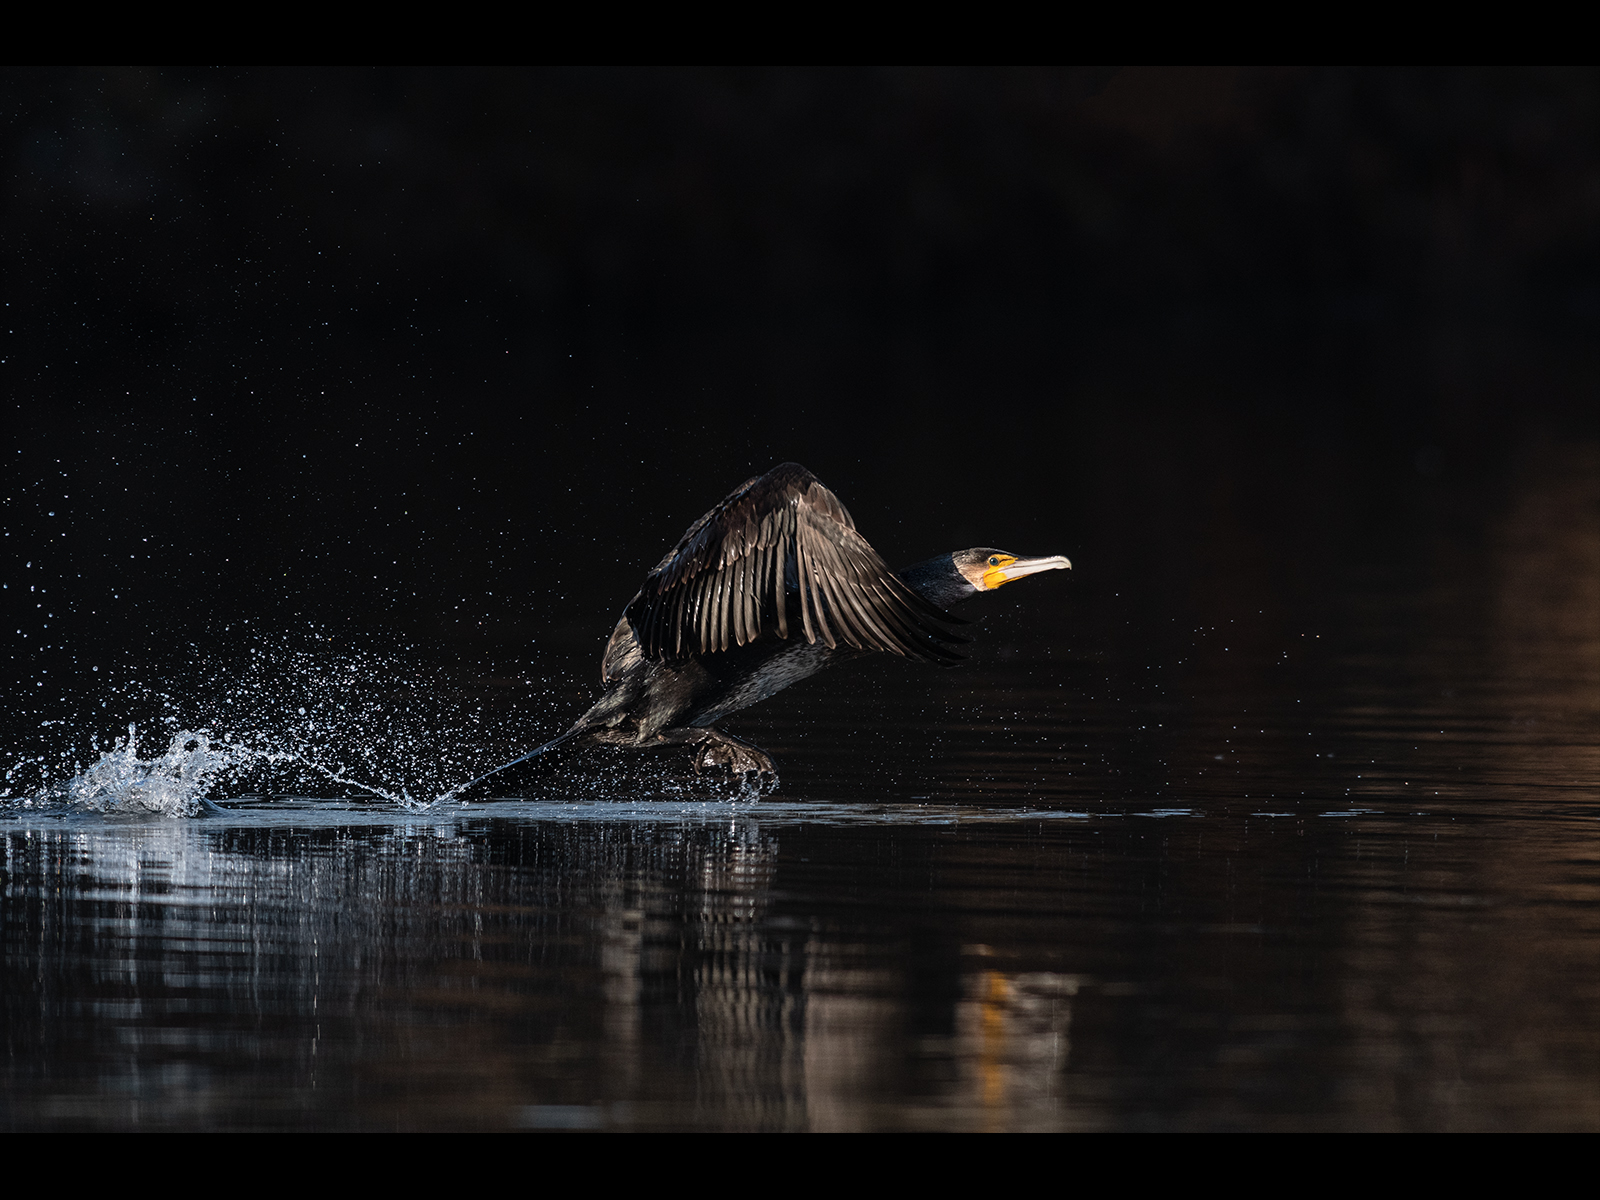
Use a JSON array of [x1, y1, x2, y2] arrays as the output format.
[[988, 556, 1001, 566]]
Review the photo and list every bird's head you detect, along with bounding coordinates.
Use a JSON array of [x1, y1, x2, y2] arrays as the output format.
[[953, 548, 1073, 592], [897, 547, 1073, 609]]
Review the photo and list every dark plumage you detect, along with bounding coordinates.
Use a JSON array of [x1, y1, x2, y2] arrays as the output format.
[[456, 463, 1071, 795], [618, 463, 963, 666]]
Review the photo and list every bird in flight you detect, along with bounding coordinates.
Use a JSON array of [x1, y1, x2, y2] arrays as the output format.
[[458, 462, 1070, 796]]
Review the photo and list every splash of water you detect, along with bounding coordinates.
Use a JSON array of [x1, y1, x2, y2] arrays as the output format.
[[2, 630, 569, 816], [57, 725, 230, 817], [9, 723, 421, 818]]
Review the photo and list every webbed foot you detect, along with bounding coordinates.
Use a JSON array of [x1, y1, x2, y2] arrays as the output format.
[[692, 730, 778, 789]]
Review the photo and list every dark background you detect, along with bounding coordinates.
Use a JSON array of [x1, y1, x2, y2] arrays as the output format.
[[5, 67, 1598, 730]]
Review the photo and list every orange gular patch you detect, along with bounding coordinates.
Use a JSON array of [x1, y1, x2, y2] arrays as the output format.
[[980, 557, 1017, 590]]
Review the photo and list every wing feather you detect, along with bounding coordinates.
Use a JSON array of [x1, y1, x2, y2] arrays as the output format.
[[618, 462, 963, 669], [771, 539, 786, 630], [739, 551, 757, 646]]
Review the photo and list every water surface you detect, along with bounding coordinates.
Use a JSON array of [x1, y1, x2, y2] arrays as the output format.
[[3, 442, 1596, 1131]]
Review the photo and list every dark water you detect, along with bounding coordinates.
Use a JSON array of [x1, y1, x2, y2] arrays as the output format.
[[3, 443, 1595, 1131], [10, 66, 1600, 1132]]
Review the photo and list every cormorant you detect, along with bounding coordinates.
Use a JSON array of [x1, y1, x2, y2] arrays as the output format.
[[458, 463, 1070, 795]]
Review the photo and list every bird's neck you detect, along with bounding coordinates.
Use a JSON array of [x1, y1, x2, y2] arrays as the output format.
[[897, 554, 980, 609]]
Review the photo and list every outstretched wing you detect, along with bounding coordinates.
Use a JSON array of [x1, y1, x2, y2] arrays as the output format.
[[617, 463, 964, 673]]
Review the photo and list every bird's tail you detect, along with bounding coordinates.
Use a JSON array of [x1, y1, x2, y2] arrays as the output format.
[[443, 723, 588, 802]]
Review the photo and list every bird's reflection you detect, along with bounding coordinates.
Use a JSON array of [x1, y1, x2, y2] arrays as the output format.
[[1, 814, 1081, 1131]]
